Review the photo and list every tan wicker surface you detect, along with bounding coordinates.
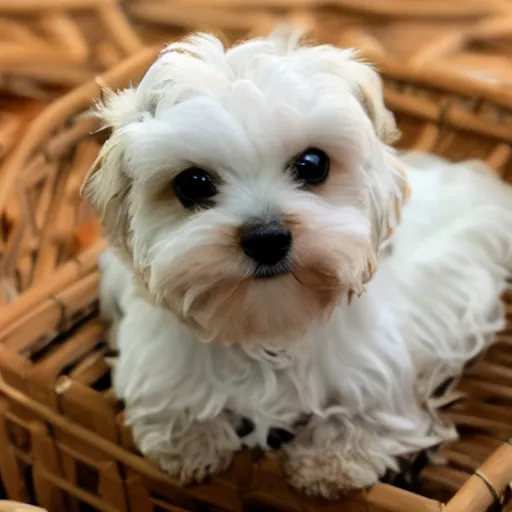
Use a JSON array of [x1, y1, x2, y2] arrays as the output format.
[[4, 0, 512, 99], [3, 0, 512, 100], [0, 47, 510, 512], [0, 0, 143, 99], [127, 0, 512, 86]]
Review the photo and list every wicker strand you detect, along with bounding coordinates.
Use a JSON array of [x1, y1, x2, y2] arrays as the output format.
[[474, 470, 502, 507]]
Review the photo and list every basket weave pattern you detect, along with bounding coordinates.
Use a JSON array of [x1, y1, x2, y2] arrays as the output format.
[[0, 47, 510, 512], [0, 0, 146, 100], [4, 0, 512, 101], [127, 0, 512, 84]]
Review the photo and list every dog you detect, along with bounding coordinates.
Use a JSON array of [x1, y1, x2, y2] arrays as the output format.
[[82, 29, 512, 498]]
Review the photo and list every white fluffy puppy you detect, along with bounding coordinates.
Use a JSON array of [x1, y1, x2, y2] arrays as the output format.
[[82, 29, 512, 498]]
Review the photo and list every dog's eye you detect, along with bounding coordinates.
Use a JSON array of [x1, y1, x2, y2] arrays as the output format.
[[292, 148, 330, 186], [172, 167, 217, 209]]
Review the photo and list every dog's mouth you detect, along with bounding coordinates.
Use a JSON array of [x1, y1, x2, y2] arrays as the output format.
[[252, 262, 291, 279]]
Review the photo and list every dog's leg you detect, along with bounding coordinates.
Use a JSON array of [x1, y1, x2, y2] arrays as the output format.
[[129, 410, 241, 484], [282, 415, 400, 498]]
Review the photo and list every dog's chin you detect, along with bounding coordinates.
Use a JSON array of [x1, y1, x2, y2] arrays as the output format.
[[186, 271, 342, 346], [153, 252, 355, 346], [253, 262, 291, 280]]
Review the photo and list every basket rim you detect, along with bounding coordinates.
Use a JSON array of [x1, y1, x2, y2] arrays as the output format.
[[0, 374, 447, 511], [375, 56, 512, 110], [0, 46, 159, 215], [0, 369, 511, 512]]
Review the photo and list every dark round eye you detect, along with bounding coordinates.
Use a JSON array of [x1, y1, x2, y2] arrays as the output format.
[[172, 167, 217, 209], [292, 148, 330, 186]]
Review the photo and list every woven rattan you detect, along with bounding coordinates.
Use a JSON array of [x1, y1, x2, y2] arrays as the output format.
[[127, 0, 512, 85], [0, 0, 143, 99], [0, 47, 510, 512], [5, 0, 512, 99]]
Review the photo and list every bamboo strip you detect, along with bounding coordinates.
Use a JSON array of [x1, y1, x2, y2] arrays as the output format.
[[0, 111, 27, 159], [0, 502, 46, 511], [0, 47, 158, 216], [94, 41, 123, 69], [410, 33, 469, 67], [34, 163, 59, 234], [34, 462, 119, 512], [0, 63, 91, 87], [171, 0, 508, 18], [444, 443, 512, 512], [128, 3, 276, 32], [31, 167, 69, 284], [470, 13, 512, 40], [0, 0, 105, 11], [0, 240, 104, 334], [0, 18, 45, 44], [98, 4, 143, 55], [365, 484, 442, 512], [0, 377, 241, 512], [39, 11, 90, 62], [0, 43, 81, 66]]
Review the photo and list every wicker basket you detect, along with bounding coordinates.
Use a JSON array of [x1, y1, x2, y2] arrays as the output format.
[[0, 0, 144, 99], [5, 0, 512, 99], [126, 0, 512, 85], [0, 48, 511, 512]]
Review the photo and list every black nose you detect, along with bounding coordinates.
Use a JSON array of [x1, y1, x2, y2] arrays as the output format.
[[241, 221, 292, 266]]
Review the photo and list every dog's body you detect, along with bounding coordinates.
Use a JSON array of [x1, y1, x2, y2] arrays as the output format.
[[84, 31, 512, 497]]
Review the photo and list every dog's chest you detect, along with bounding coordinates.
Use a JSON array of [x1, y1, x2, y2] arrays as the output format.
[[207, 346, 324, 451]]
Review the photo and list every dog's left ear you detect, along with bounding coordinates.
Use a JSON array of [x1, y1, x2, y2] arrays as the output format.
[[337, 57, 408, 244], [350, 62, 399, 146]]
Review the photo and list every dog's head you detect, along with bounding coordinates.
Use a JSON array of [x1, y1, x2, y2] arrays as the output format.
[[83, 29, 409, 345]]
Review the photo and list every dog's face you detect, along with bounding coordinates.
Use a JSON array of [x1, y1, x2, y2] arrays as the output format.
[[83, 30, 409, 345]]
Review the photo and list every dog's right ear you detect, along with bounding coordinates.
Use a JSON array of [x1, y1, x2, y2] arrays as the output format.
[[81, 89, 140, 256], [350, 63, 399, 146]]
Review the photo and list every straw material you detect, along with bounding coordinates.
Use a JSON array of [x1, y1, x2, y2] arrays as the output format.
[[0, 43, 510, 511], [127, 0, 512, 85], [4, 0, 512, 99], [0, 0, 143, 99]]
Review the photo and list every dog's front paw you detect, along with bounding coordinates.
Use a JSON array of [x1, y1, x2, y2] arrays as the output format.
[[283, 446, 379, 499], [150, 444, 235, 484], [281, 419, 380, 499], [140, 416, 240, 485]]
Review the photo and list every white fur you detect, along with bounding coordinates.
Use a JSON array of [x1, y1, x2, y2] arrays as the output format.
[[85, 31, 512, 497]]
